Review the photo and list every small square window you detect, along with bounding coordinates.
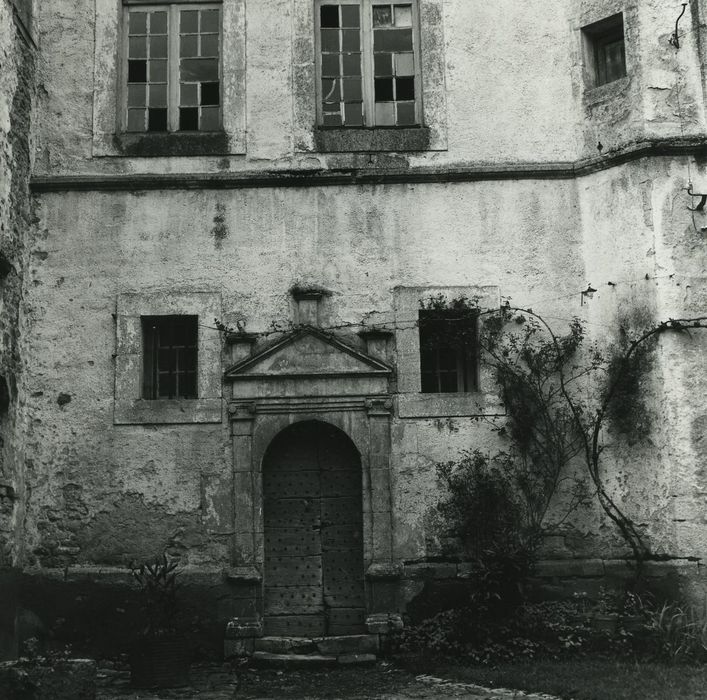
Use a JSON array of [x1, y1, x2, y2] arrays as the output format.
[[419, 309, 478, 393], [142, 316, 198, 399], [317, 1, 420, 127], [124, 3, 222, 133], [582, 13, 627, 88]]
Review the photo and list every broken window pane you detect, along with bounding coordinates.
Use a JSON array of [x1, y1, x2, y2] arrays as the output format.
[[372, 5, 392, 27], [320, 5, 340, 28], [148, 107, 168, 131], [374, 77, 394, 101], [128, 60, 147, 83], [322, 78, 341, 103], [179, 107, 199, 130], [200, 82, 220, 105]]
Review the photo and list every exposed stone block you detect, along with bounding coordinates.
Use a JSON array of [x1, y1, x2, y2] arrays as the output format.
[[225, 617, 262, 639], [535, 559, 605, 578], [337, 653, 377, 665], [314, 634, 378, 655], [365, 613, 404, 634]]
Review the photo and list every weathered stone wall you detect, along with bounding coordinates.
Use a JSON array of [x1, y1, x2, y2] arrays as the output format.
[[10, 0, 707, 650], [0, 0, 35, 570]]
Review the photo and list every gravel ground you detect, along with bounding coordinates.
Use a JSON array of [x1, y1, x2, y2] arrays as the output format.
[[96, 661, 562, 700]]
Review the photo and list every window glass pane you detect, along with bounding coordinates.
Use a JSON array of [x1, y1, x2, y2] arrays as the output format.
[[127, 108, 146, 131], [322, 78, 341, 103], [342, 77, 362, 102], [201, 34, 219, 57], [150, 11, 167, 34], [180, 35, 199, 57], [180, 58, 218, 81], [201, 9, 219, 33], [320, 28, 340, 52], [320, 5, 340, 28], [129, 11, 147, 34], [394, 4, 412, 27], [421, 372, 437, 393], [148, 107, 167, 131], [395, 52, 414, 76], [200, 81, 220, 106], [149, 84, 167, 107], [372, 5, 392, 27], [129, 36, 147, 58], [180, 83, 198, 106], [128, 60, 147, 83], [128, 84, 146, 107], [200, 106, 220, 131], [396, 101, 416, 125], [323, 112, 342, 126], [180, 373, 197, 399], [439, 372, 458, 393], [374, 28, 413, 52], [374, 78, 394, 102], [150, 35, 168, 58], [322, 53, 340, 77], [374, 53, 393, 76], [342, 52, 361, 76], [181, 10, 199, 33], [344, 101, 363, 126], [158, 374, 175, 399], [341, 5, 360, 27], [375, 102, 395, 125], [179, 107, 199, 130], [395, 76, 415, 100], [149, 60, 167, 82], [342, 29, 360, 51]]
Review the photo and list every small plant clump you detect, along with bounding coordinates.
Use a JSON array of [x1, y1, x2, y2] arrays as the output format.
[[131, 555, 180, 638]]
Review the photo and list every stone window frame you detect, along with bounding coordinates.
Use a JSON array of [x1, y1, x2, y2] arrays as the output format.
[[114, 290, 223, 424], [393, 285, 503, 419], [293, 0, 448, 152], [93, 0, 246, 157]]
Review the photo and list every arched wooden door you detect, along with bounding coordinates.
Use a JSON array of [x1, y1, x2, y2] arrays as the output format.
[[263, 421, 365, 637]]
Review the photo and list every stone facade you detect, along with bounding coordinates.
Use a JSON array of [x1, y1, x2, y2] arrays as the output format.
[[1, 0, 706, 656]]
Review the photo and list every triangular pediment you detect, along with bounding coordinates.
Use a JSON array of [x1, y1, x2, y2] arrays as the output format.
[[224, 328, 391, 380]]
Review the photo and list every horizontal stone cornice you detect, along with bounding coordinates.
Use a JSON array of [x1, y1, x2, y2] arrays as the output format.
[[30, 137, 707, 193]]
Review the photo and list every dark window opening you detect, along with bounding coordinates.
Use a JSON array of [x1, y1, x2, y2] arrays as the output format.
[[419, 309, 479, 393], [142, 315, 198, 399], [583, 13, 626, 87]]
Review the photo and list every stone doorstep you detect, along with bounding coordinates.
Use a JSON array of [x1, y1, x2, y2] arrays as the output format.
[[251, 651, 377, 668], [254, 634, 379, 656]]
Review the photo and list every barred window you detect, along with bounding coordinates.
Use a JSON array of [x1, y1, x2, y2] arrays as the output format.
[[142, 316, 198, 399]]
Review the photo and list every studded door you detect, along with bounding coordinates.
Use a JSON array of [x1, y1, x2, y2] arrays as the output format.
[[263, 421, 365, 637]]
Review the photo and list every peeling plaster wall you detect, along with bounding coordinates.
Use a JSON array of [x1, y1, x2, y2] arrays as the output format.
[[0, 0, 35, 568]]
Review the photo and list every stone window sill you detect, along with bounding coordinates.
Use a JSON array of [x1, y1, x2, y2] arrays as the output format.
[[397, 392, 504, 418], [114, 398, 222, 425], [113, 131, 230, 157], [583, 76, 630, 105], [314, 127, 431, 153]]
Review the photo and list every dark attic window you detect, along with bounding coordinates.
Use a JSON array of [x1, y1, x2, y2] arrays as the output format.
[[142, 315, 198, 399], [419, 308, 479, 393], [582, 13, 626, 87]]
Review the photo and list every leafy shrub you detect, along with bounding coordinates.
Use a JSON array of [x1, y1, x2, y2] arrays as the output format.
[[131, 555, 180, 638], [642, 599, 707, 663]]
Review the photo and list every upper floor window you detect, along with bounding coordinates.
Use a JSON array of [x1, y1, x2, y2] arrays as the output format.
[[582, 13, 626, 88], [124, 2, 222, 133], [316, 0, 421, 127], [142, 315, 198, 399], [419, 309, 478, 393]]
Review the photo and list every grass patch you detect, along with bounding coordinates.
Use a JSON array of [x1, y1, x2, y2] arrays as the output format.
[[405, 657, 707, 700]]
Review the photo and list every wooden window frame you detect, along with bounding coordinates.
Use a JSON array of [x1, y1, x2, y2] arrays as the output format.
[[582, 13, 626, 89], [314, 0, 422, 128], [120, 0, 223, 134]]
